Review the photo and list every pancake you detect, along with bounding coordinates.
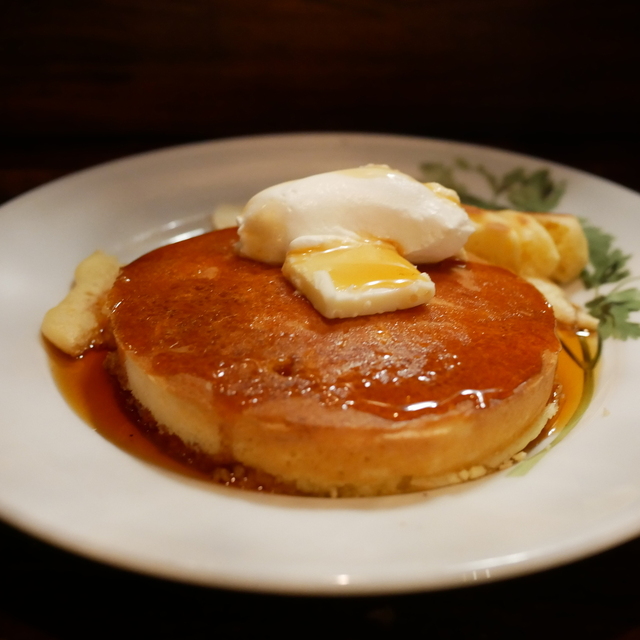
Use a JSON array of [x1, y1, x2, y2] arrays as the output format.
[[105, 227, 560, 496]]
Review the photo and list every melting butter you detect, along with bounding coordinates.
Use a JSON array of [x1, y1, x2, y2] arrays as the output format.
[[283, 240, 435, 319]]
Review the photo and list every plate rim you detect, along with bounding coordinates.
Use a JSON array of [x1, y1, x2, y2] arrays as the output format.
[[2, 131, 640, 595]]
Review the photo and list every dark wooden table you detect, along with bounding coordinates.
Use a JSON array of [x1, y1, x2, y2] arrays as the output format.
[[1, 515, 640, 639]]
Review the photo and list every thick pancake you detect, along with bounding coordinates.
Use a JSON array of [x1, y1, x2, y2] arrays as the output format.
[[106, 227, 560, 496]]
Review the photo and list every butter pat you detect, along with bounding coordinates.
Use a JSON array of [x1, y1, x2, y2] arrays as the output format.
[[283, 239, 435, 319], [42, 251, 121, 356]]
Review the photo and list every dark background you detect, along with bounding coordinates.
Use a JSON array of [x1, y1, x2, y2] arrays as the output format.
[[2, 1, 640, 638], [3, 0, 640, 199]]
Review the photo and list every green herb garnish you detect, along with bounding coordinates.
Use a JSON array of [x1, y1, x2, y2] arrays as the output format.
[[420, 160, 566, 212], [580, 220, 632, 288], [585, 286, 640, 340], [579, 220, 640, 340]]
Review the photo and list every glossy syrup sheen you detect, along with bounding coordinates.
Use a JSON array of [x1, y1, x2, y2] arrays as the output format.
[[288, 241, 421, 290], [45, 327, 586, 489], [535, 331, 583, 441], [44, 340, 297, 493], [107, 228, 560, 422], [531, 327, 599, 445]]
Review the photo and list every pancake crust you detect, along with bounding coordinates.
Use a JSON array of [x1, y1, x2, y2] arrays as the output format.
[[107, 228, 560, 496]]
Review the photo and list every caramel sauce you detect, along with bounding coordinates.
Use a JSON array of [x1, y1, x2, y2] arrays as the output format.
[[546, 331, 583, 436], [44, 340, 298, 493], [45, 328, 590, 491], [107, 229, 560, 422], [529, 327, 599, 447]]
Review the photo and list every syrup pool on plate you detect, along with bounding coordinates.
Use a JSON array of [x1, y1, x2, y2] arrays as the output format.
[[44, 325, 598, 493]]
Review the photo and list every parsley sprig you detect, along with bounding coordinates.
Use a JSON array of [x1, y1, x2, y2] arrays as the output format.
[[586, 288, 640, 340], [420, 159, 566, 212], [580, 220, 640, 340], [580, 220, 631, 288]]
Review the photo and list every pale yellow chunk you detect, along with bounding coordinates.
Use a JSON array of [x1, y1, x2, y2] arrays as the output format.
[[464, 208, 588, 285], [534, 213, 589, 283], [465, 209, 560, 280], [526, 277, 598, 330], [42, 251, 121, 356], [282, 241, 435, 319]]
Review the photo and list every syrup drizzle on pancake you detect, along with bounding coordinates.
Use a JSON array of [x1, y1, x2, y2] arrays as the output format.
[[107, 228, 559, 423]]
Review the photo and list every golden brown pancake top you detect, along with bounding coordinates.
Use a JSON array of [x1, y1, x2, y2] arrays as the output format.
[[108, 228, 559, 422]]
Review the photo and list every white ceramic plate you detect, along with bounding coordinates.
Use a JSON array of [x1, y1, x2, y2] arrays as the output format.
[[1, 133, 640, 595]]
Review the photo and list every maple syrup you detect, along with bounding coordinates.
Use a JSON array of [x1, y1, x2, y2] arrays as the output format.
[[44, 340, 298, 493], [45, 325, 596, 492], [106, 230, 560, 423], [526, 327, 599, 459]]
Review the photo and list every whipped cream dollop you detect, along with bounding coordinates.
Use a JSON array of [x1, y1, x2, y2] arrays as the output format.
[[235, 165, 474, 318], [236, 165, 474, 265]]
